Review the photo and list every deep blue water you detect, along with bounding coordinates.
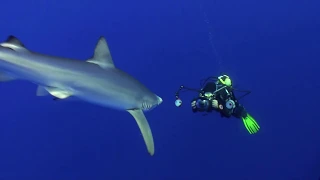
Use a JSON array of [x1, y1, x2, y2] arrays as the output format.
[[0, 0, 319, 179]]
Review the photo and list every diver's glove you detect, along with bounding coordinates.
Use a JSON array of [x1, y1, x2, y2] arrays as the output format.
[[242, 113, 260, 134]]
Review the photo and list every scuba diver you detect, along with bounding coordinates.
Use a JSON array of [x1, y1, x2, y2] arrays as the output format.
[[174, 74, 260, 134]]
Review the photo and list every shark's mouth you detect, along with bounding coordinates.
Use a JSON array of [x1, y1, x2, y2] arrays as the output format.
[[140, 95, 163, 111], [141, 102, 155, 111]]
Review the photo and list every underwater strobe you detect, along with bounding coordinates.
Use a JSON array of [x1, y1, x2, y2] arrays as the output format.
[[174, 85, 203, 107], [175, 85, 186, 107], [175, 98, 183, 107], [174, 76, 222, 108], [175, 85, 184, 107]]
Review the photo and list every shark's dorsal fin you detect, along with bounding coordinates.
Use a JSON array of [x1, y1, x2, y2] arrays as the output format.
[[0, 35, 28, 52], [6, 35, 25, 47], [86, 36, 115, 69]]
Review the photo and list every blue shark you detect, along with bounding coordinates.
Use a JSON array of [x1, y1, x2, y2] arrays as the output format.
[[0, 35, 163, 156]]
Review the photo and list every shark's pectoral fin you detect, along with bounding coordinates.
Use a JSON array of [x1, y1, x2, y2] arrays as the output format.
[[127, 109, 155, 156], [36, 86, 72, 99], [86, 36, 115, 69]]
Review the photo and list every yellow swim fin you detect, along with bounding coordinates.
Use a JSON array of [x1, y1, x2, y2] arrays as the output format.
[[242, 113, 260, 134]]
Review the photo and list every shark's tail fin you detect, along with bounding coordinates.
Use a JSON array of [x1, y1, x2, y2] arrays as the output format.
[[127, 109, 155, 156]]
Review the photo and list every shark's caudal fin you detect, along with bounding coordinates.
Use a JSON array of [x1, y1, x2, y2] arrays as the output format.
[[86, 37, 115, 69], [127, 109, 155, 156]]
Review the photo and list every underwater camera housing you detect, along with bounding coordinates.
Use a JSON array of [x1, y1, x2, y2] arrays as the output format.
[[174, 76, 251, 107]]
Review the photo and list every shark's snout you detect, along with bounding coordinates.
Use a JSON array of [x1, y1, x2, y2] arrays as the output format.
[[157, 96, 163, 105]]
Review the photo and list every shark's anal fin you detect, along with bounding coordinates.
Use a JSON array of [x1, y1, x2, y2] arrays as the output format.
[[127, 109, 155, 156], [86, 36, 115, 69], [36, 86, 72, 99], [46, 87, 72, 99]]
